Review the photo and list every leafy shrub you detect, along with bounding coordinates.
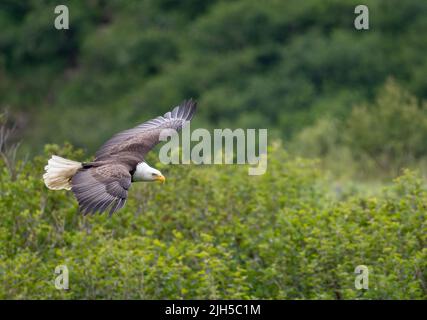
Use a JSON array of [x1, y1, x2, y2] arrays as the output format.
[[0, 143, 425, 299], [293, 79, 427, 179]]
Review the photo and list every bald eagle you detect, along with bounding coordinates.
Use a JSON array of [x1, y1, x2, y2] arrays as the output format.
[[43, 99, 197, 215]]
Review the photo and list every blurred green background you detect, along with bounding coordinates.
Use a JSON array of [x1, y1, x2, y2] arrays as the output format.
[[1, 0, 427, 180], [0, 0, 426, 299]]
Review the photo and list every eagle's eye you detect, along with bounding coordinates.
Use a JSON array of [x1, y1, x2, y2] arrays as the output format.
[[152, 173, 157, 177]]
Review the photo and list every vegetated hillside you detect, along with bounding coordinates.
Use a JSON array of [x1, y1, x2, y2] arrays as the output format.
[[292, 79, 427, 180], [0, 144, 425, 299], [0, 0, 426, 300], [1, 0, 427, 154]]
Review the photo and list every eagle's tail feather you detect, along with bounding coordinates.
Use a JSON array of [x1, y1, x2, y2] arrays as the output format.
[[43, 155, 82, 190]]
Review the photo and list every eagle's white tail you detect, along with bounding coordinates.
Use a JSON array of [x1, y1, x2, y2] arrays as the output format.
[[43, 155, 82, 190]]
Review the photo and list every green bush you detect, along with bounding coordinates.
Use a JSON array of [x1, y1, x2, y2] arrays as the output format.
[[0, 143, 425, 299], [293, 79, 427, 179]]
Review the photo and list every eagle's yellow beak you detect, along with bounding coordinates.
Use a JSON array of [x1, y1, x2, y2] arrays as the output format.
[[156, 174, 166, 183]]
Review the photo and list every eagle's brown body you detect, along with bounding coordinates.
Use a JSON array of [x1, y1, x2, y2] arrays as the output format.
[[43, 100, 197, 215]]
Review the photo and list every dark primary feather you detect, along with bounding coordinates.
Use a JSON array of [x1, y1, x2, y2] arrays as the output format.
[[94, 99, 197, 165], [71, 164, 131, 216]]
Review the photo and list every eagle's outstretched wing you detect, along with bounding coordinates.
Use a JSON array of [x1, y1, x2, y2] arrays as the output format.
[[94, 99, 197, 162], [71, 164, 131, 215], [73, 99, 197, 215]]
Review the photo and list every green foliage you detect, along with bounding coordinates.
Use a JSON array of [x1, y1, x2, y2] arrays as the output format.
[[0, 144, 425, 299], [1, 0, 426, 300], [345, 80, 427, 175], [293, 80, 427, 179], [2, 0, 427, 154]]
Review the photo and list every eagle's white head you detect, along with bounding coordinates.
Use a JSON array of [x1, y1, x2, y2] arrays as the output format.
[[132, 162, 165, 183]]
